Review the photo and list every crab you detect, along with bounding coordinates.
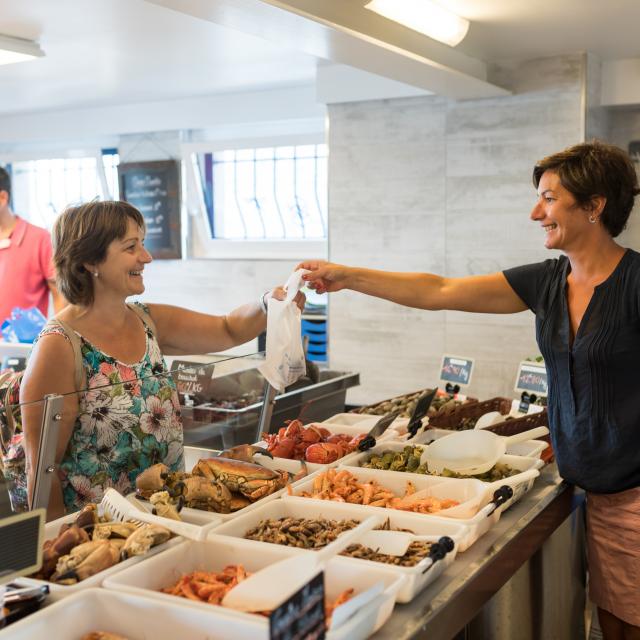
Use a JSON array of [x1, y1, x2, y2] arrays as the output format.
[[169, 476, 233, 513], [150, 490, 183, 520], [191, 458, 288, 501], [135, 463, 188, 499], [120, 524, 171, 560], [52, 539, 121, 584]]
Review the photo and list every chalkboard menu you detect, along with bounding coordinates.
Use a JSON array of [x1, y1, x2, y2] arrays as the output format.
[[169, 360, 214, 404], [118, 160, 181, 259]]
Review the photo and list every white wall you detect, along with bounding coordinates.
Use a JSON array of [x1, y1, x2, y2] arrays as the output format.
[[327, 54, 586, 404]]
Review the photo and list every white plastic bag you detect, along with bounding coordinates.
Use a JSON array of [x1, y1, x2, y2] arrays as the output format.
[[258, 270, 308, 392]]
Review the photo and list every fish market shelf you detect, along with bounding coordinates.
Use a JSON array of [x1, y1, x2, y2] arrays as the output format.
[[372, 463, 576, 640]]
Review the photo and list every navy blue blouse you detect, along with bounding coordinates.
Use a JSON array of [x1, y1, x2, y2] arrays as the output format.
[[504, 249, 640, 493]]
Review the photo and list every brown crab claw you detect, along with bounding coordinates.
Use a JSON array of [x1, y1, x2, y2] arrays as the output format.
[[217, 444, 273, 462], [292, 460, 308, 482], [135, 463, 171, 497], [169, 482, 186, 499]]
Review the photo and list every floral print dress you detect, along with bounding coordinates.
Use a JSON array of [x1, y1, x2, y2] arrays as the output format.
[[38, 303, 184, 512]]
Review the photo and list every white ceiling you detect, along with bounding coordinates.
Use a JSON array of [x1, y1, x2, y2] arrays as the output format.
[[447, 0, 640, 62], [2, 0, 640, 117], [0, 0, 318, 115]]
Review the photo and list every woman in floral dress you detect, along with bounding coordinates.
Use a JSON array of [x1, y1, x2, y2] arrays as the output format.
[[20, 200, 304, 520]]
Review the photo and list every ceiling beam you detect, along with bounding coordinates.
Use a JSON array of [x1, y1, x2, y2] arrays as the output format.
[[146, 0, 510, 100]]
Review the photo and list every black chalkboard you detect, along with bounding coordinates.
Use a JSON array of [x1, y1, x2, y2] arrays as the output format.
[[269, 571, 325, 640], [118, 160, 181, 259], [169, 360, 215, 404], [440, 355, 474, 386], [514, 361, 548, 396]]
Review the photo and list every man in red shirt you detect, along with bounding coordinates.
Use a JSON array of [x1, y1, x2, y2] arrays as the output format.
[[0, 167, 65, 325]]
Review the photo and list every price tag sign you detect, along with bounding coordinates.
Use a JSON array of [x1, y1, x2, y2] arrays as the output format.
[[440, 355, 474, 387], [270, 571, 325, 640], [169, 360, 214, 403], [514, 361, 548, 397]]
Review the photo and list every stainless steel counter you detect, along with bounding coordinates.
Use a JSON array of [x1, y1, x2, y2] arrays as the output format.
[[374, 464, 580, 640]]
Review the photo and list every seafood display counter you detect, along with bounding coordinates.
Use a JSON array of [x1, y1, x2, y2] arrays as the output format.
[[3, 365, 582, 639], [373, 463, 579, 640]]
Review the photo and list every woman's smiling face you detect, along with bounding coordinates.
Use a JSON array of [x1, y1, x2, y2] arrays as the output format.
[[97, 218, 152, 298], [530, 170, 593, 251]]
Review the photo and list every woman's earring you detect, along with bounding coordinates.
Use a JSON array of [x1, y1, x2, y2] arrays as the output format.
[[589, 215, 597, 224], [93, 271, 99, 277]]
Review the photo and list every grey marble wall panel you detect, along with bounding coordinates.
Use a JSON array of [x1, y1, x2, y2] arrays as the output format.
[[446, 136, 577, 178], [585, 53, 610, 141], [487, 55, 583, 95], [330, 180, 445, 216], [330, 141, 445, 186], [462, 360, 529, 401], [444, 250, 558, 279], [444, 320, 540, 364], [330, 212, 445, 272], [140, 259, 297, 314], [328, 98, 447, 145], [445, 176, 533, 213], [445, 208, 544, 253], [446, 93, 581, 142], [444, 309, 535, 329]]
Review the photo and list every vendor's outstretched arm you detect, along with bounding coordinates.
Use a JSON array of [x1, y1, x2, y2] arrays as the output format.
[[296, 260, 526, 314]]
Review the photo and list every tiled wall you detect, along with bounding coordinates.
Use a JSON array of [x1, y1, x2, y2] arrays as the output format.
[[327, 55, 586, 404]]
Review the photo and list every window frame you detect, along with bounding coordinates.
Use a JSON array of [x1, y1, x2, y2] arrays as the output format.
[[0, 146, 119, 229], [181, 135, 328, 261]]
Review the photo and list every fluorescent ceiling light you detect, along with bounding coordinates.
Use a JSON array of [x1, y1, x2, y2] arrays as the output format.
[[0, 34, 45, 66], [365, 0, 470, 47]]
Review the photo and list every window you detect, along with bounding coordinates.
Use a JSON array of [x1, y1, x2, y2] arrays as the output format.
[[7, 149, 119, 229], [195, 143, 327, 240]]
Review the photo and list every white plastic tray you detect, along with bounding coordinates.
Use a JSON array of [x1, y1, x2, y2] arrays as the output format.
[[14, 510, 181, 602], [103, 536, 404, 637], [347, 447, 543, 515], [0, 588, 269, 640], [322, 412, 411, 438], [284, 466, 508, 551], [348, 442, 542, 491], [209, 498, 466, 603]]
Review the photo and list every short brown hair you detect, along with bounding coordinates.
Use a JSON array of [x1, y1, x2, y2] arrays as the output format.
[[533, 141, 640, 237], [53, 200, 145, 305]]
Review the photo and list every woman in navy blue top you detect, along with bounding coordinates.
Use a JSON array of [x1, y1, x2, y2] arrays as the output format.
[[299, 141, 640, 638]]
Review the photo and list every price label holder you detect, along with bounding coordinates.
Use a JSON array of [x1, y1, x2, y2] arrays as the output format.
[[269, 571, 325, 640], [407, 388, 437, 439], [169, 360, 214, 405], [514, 361, 548, 397], [440, 355, 474, 387]]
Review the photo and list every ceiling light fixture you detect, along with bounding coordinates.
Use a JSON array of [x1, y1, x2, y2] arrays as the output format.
[[364, 0, 470, 47], [0, 34, 45, 66]]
